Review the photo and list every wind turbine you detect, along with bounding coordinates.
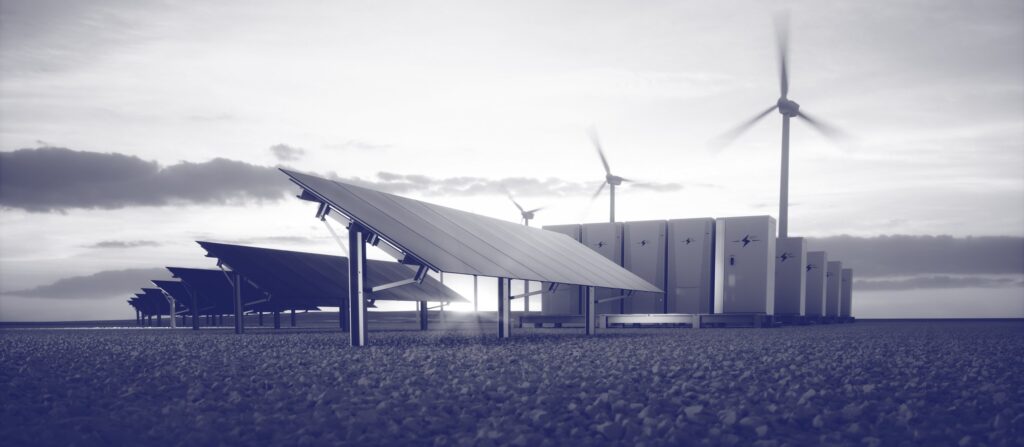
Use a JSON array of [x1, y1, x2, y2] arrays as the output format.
[[589, 128, 634, 223], [506, 191, 544, 227], [505, 190, 544, 313], [712, 14, 846, 238]]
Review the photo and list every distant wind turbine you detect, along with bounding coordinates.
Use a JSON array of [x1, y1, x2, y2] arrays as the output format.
[[712, 14, 848, 238], [588, 128, 636, 223], [506, 190, 544, 227]]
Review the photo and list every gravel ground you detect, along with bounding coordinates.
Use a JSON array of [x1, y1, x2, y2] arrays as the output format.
[[2, 321, 1022, 446]]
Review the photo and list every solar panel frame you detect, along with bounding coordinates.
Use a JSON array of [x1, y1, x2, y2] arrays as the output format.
[[282, 169, 662, 293], [196, 241, 467, 304]]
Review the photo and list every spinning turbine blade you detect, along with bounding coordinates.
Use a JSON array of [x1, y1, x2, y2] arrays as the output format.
[[591, 182, 607, 200], [797, 110, 848, 142], [709, 105, 778, 149], [776, 13, 790, 98], [507, 194, 524, 213], [526, 207, 545, 214], [588, 128, 612, 175]]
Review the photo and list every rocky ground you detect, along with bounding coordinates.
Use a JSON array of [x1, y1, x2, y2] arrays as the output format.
[[2, 321, 1022, 446]]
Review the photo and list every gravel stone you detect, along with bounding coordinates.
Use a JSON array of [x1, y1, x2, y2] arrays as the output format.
[[1, 320, 1021, 446]]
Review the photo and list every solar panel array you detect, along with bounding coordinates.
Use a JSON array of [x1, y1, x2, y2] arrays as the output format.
[[282, 169, 661, 293], [198, 241, 466, 306]]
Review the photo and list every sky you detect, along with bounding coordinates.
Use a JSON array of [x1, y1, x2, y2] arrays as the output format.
[[1, 0, 1022, 320]]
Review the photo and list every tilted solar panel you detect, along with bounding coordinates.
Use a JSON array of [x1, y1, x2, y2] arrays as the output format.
[[281, 169, 661, 293], [152, 280, 190, 306], [166, 267, 260, 314], [196, 241, 467, 304]]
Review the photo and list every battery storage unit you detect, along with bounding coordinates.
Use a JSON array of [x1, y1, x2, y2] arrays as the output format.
[[714, 216, 777, 314], [804, 251, 827, 317], [581, 222, 625, 315], [540, 224, 582, 315], [774, 237, 807, 316], [840, 268, 853, 318], [825, 261, 842, 317], [666, 218, 716, 314], [622, 220, 667, 314]]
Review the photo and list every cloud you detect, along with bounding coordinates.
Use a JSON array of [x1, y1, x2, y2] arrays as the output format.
[[807, 235, 1024, 278], [854, 274, 1024, 291], [0, 147, 286, 212], [0, 148, 690, 212], [268, 143, 305, 162], [324, 140, 391, 151], [346, 172, 686, 197], [5, 268, 172, 300], [85, 240, 162, 249]]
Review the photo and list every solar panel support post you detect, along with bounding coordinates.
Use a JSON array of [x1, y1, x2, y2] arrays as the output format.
[[163, 293, 177, 329], [258, 311, 264, 326], [585, 286, 596, 335], [524, 280, 531, 313], [498, 278, 511, 338], [233, 272, 244, 334], [190, 290, 199, 331], [290, 309, 296, 327], [473, 276, 478, 313], [157, 312, 162, 327], [348, 222, 369, 347], [135, 310, 141, 326], [273, 311, 281, 329], [419, 301, 428, 330]]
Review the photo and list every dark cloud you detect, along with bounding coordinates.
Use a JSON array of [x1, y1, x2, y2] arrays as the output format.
[[268, 143, 305, 162], [199, 235, 325, 246], [807, 235, 1024, 278], [855, 274, 1024, 291], [0, 148, 690, 212], [86, 240, 162, 249], [5, 268, 172, 300], [0, 147, 286, 212]]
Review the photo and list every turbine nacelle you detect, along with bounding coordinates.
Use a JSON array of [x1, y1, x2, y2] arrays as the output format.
[[606, 174, 625, 186], [777, 98, 800, 117]]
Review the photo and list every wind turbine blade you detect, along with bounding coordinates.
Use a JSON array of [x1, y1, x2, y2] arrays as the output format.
[[775, 12, 790, 98], [588, 128, 612, 175], [507, 194, 525, 213], [797, 110, 849, 142], [591, 182, 607, 200], [709, 105, 778, 150], [618, 177, 632, 183], [526, 206, 545, 214]]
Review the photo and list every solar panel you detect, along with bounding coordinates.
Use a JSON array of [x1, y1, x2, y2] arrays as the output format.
[[166, 267, 258, 314], [152, 280, 190, 305], [197, 241, 467, 304], [282, 169, 661, 293]]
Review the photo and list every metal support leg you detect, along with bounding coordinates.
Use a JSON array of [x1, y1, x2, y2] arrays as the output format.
[[273, 311, 281, 329], [419, 301, 428, 331], [524, 280, 530, 313], [136, 310, 141, 326], [157, 313, 162, 327], [148, 315, 153, 326], [585, 286, 596, 335], [168, 298, 176, 329], [473, 275, 478, 313], [290, 309, 296, 327], [498, 278, 511, 338], [348, 223, 368, 347], [191, 293, 200, 331], [233, 272, 244, 334], [258, 311, 264, 326]]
